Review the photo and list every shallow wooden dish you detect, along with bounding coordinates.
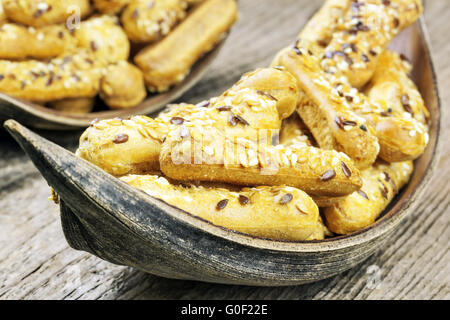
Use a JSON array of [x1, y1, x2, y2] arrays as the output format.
[[0, 37, 228, 131], [3, 18, 442, 286]]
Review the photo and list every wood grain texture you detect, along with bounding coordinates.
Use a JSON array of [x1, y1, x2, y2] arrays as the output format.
[[0, 0, 448, 299]]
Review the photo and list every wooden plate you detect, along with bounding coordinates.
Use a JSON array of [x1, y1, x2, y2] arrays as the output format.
[[3, 17, 442, 286], [0, 36, 228, 130]]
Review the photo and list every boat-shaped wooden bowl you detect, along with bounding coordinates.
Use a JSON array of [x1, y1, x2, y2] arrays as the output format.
[[3, 17, 442, 286], [0, 37, 228, 131]]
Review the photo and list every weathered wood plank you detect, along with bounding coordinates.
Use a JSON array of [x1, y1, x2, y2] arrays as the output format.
[[0, 0, 448, 300]]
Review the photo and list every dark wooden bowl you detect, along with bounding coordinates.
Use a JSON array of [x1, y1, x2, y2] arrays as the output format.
[[0, 37, 228, 130], [3, 17, 442, 286]]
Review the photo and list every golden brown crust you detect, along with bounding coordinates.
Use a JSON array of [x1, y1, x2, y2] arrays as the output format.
[[0, 23, 71, 59], [77, 68, 298, 175], [324, 161, 413, 234], [3, 0, 92, 27], [99, 61, 147, 109], [159, 126, 362, 197], [121, 0, 188, 43], [321, 0, 423, 88], [298, 0, 351, 45], [274, 46, 380, 169], [0, 51, 103, 102], [364, 50, 429, 162], [48, 97, 94, 114], [121, 174, 325, 241], [0, 16, 134, 105], [93, 0, 131, 14], [73, 15, 130, 64], [134, 0, 237, 92], [76, 115, 167, 176]]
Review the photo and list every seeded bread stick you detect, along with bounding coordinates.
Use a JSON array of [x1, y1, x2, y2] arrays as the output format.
[[74, 15, 130, 64], [160, 126, 362, 198], [77, 67, 298, 175], [2, 0, 92, 27], [321, 0, 423, 88], [364, 50, 429, 162], [157, 67, 299, 142], [0, 23, 71, 59], [121, 174, 325, 241], [121, 0, 188, 43], [99, 61, 146, 109], [0, 2, 6, 26], [0, 51, 103, 102], [134, 0, 237, 92], [274, 46, 380, 169], [48, 97, 95, 114], [298, 0, 351, 46], [93, 0, 131, 14], [324, 161, 413, 235], [77, 115, 171, 176], [0, 15, 129, 62], [279, 114, 344, 207]]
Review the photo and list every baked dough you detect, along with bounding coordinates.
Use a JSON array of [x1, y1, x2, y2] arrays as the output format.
[[0, 51, 103, 102], [77, 67, 298, 175], [2, 0, 92, 27], [93, 0, 131, 14], [0, 15, 141, 108], [298, 0, 351, 46], [99, 61, 146, 109], [121, 0, 188, 43], [364, 50, 429, 162], [320, 0, 423, 88], [0, 2, 7, 26], [121, 174, 325, 241], [274, 45, 380, 169], [0, 23, 71, 59], [159, 126, 362, 197], [73, 15, 130, 64], [48, 97, 94, 114], [134, 0, 237, 92], [324, 161, 414, 234]]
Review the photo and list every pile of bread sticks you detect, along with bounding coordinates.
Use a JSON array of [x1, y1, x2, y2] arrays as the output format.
[[0, 0, 237, 113], [76, 0, 429, 241]]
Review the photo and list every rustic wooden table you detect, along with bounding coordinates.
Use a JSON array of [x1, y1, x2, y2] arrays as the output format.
[[0, 0, 448, 300]]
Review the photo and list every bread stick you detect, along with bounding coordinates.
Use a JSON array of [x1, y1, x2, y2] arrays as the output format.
[[324, 161, 413, 234], [99, 61, 146, 109], [0, 16, 137, 106], [159, 126, 362, 197], [74, 15, 130, 64], [0, 2, 7, 26], [93, 0, 131, 14], [0, 15, 129, 62], [77, 67, 298, 175], [2, 0, 92, 27], [0, 23, 71, 59], [320, 0, 423, 88], [121, 0, 188, 43], [0, 51, 103, 102], [279, 114, 344, 207], [274, 45, 380, 169], [364, 50, 429, 162], [134, 0, 237, 92], [121, 174, 325, 241]]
